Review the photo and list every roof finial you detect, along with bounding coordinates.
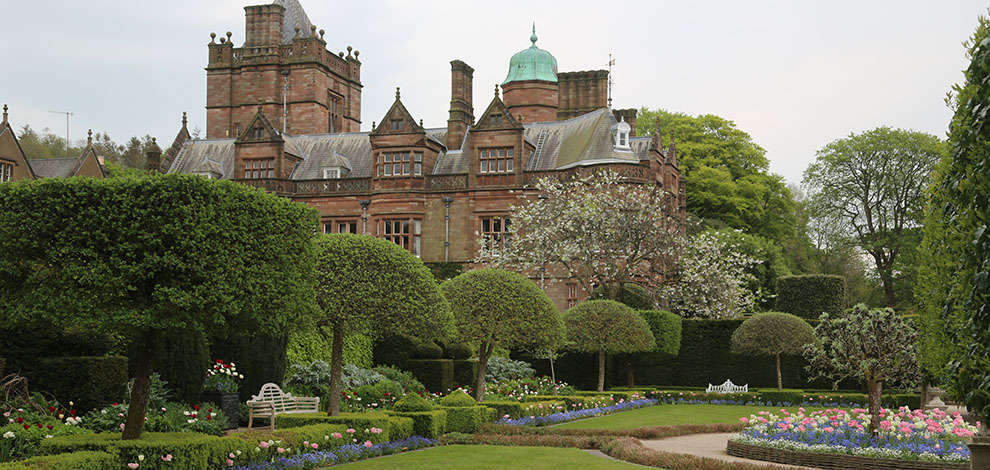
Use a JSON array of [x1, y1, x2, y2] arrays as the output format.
[[2, 104, 7, 124], [257, 100, 263, 111], [182, 111, 188, 128], [419, 119, 423, 127], [87, 129, 93, 147], [495, 84, 500, 98], [530, 22, 538, 46], [396, 87, 401, 100]]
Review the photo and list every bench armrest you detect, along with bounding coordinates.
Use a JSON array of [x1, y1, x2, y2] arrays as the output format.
[[247, 400, 276, 414]]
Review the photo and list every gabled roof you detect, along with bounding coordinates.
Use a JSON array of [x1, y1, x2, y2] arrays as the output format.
[[27, 157, 80, 178], [159, 113, 192, 173], [236, 106, 283, 143], [474, 90, 523, 131], [166, 108, 651, 180], [370, 88, 425, 135], [0, 117, 37, 179]]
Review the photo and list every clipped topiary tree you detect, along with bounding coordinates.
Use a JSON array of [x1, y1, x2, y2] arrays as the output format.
[[440, 268, 564, 401], [564, 300, 655, 392], [624, 310, 682, 387], [775, 275, 846, 318], [314, 234, 454, 415], [0, 175, 317, 439], [438, 388, 477, 407], [394, 391, 434, 412], [803, 304, 919, 432], [730, 312, 816, 391]]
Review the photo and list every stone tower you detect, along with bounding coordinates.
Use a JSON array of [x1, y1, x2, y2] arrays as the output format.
[[500, 24, 559, 123], [205, 0, 362, 139]]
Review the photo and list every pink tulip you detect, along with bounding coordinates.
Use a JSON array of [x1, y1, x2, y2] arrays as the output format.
[[128, 464, 139, 469], [363, 441, 373, 448], [162, 454, 172, 462], [276, 447, 285, 454], [259, 441, 269, 449]]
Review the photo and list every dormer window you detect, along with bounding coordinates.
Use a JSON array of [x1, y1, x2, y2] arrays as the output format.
[[253, 127, 265, 139], [390, 119, 404, 131], [323, 168, 341, 179], [491, 114, 503, 126], [613, 117, 632, 151]]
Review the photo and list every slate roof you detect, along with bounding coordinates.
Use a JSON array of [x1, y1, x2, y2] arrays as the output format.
[[167, 108, 650, 179], [274, 0, 314, 45], [27, 157, 80, 178]]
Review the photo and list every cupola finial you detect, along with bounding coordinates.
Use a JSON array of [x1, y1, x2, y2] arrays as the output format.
[[2, 104, 7, 124], [530, 22, 538, 46]]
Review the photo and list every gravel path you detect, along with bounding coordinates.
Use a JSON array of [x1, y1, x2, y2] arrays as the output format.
[[640, 433, 816, 469]]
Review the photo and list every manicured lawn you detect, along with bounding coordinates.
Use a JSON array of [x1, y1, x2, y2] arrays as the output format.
[[334, 445, 643, 469], [556, 404, 798, 429]]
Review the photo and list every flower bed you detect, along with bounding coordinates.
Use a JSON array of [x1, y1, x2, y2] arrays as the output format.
[[496, 398, 658, 427], [731, 407, 980, 463], [228, 436, 437, 470]]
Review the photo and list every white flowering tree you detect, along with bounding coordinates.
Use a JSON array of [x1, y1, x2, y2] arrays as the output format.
[[657, 230, 762, 318], [476, 170, 683, 301]]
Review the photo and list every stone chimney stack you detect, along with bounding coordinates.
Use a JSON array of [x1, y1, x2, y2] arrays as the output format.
[[447, 60, 474, 150], [145, 137, 162, 173], [244, 3, 285, 47], [613, 108, 638, 136]]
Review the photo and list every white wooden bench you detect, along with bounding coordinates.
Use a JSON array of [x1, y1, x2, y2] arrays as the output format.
[[246, 383, 320, 430], [706, 379, 748, 394]]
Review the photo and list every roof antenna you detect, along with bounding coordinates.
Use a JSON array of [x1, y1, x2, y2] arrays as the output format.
[[607, 53, 615, 108]]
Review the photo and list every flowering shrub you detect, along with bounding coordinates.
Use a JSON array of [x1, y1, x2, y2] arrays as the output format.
[[229, 436, 437, 470], [203, 359, 243, 393], [497, 398, 658, 426], [79, 402, 227, 436], [733, 407, 981, 462], [1, 406, 91, 462], [486, 376, 576, 401]]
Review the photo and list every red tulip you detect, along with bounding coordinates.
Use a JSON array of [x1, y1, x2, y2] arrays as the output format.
[[16, 417, 24, 424], [47, 425, 53, 430], [48, 407, 56, 413], [207, 415, 212, 421], [23, 424, 29, 430], [36, 423, 43, 429], [194, 405, 200, 411]]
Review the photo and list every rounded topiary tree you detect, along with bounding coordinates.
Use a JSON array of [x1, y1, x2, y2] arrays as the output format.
[[394, 391, 434, 412], [438, 388, 477, 407], [314, 234, 454, 415], [564, 300, 655, 392], [440, 268, 564, 401], [0, 175, 318, 439], [730, 312, 816, 391]]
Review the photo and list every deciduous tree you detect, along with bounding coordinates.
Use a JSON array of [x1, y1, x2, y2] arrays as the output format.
[[0, 175, 318, 439], [440, 268, 563, 401], [731, 312, 816, 390], [803, 127, 944, 307], [313, 234, 453, 414], [564, 300, 655, 392], [803, 304, 919, 432], [477, 170, 683, 301]]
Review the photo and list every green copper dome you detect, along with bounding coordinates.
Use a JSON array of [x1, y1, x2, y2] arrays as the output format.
[[502, 24, 558, 85]]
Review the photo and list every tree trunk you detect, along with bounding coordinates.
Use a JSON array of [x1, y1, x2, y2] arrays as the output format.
[[867, 377, 883, 433], [122, 330, 158, 440], [626, 357, 635, 388], [881, 276, 896, 308], [327, 324, 344, 416], [597, 350, 606, 392], [475, 342, 492, 402], [775, 353, 782, 391]]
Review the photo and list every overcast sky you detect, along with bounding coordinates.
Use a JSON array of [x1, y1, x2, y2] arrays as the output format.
[[1, 1, 984, 184]]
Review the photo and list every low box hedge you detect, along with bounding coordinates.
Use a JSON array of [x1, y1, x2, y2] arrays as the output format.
[[0, 451, 119, 470], [39, 432, 250, 470], [275, 412, 392, 439], [438, 405, 495, 433], [388, 416, 414, 441], [387, 409, 447, 438], [230, 423, 382, 450], [573, 391, 633, 402], [479, 400, 525, 419]]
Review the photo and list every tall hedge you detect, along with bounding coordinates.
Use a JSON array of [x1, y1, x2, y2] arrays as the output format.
[[35, 356, 128, 412], [775, 275, 846, 318], [286, 328, 373, 369], [129, 330, 210, 405], [210, 332, 290, 402]]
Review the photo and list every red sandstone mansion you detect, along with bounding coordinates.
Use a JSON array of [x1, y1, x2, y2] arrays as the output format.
[[154, 0, 685, 309]]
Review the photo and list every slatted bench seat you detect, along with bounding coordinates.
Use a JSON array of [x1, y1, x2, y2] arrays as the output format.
[[246, 383, 320, 430], [706, 379, 748, 394]]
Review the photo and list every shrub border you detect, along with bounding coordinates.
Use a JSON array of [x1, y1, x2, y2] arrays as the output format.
[[725, 439, 969, 470]]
